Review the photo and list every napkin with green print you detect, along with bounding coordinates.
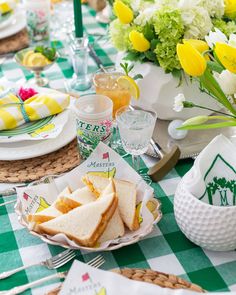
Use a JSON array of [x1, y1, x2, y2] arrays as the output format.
[[184, 134, 236, 207]]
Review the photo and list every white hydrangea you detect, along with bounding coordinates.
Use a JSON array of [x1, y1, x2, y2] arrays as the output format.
[[134, 5, 159, 26], [130, 0, 156, 13], [180, 6, 213, 39], [198, 0, 225, 18], [130, 0, 142, 13]]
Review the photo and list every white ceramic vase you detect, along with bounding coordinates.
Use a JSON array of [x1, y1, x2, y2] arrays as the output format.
[[115, 52, 221, 120], [174, 171, 236, 251]]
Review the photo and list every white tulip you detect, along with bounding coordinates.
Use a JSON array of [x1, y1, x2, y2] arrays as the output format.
[[205, 28, 227, 48], [173, 93, 186, 112], [214, 70, 236, 95]]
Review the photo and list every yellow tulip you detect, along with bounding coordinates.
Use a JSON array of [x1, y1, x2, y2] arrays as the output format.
[[129, 30, 150, 52], [177, 43, 207, 77], [215, 42, 236, 74], [224, 0, 236, 18], [183, 39, 210, 61], [113, 0, 133, 24]]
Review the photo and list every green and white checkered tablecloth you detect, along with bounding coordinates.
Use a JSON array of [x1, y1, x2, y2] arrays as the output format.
[[1, 4, 236, 294]]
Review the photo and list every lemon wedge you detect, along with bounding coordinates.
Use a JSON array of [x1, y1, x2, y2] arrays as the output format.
[[22, 50, 34, 66], [117, 75, 140, 99], [22, 51, 51, 67], [27, 53, 49, 67]]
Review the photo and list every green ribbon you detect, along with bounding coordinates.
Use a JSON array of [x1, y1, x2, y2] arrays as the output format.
[[0, 102, 31, 123]]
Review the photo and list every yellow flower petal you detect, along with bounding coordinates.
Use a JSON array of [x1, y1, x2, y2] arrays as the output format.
[[129, 30, 150, 52], [177, 43, 207, 77], [183, 39, 210, 61], [113, 0, 133, 24], [215, 42, 236, 74], [224, 0, 236, 18]]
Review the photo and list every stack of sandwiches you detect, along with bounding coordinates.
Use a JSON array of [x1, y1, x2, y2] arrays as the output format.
[[27, 174, 140, 248]]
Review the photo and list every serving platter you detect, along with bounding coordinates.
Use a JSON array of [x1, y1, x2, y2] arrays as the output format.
[[15, 142, 162, 252]]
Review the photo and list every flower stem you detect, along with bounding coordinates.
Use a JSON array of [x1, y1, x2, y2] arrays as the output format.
[[191, 103, 236, 119]]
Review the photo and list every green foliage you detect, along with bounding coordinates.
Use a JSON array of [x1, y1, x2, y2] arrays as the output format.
[[207, 61, 224, 73], [199, 68, 236, 116], [34, 46, 56, 61], [212, 18, 236, 36], [120, 62, 143, 80]]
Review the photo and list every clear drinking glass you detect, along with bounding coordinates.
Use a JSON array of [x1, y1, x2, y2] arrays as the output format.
[[93, 69, 131, 150], [66, 36, 92, 92], [116, 106, 157, 171], [93, 69, 131, 118]]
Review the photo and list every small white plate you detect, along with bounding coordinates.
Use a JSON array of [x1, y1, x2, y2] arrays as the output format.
[[0, 112, 76, 160], [0, 10, 26, 40]]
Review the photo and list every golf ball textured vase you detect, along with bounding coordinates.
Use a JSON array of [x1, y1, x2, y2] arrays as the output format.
[[174, 172, 236, 251]]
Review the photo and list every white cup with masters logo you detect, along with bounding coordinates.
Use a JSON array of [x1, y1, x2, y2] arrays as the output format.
[[74, 94, 113, 159]]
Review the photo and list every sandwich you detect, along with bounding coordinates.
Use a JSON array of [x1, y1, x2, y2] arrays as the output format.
[[82, 174, 140, 231], [98, 208, 125, 243], [38, 180, 118, 247], [55, 187, 96, 214], [27, 186, 71, 224]]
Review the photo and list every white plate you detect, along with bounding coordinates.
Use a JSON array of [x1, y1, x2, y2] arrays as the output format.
[[0, 12, 15, 30], [0, 10, 26, 40], [0, 112, 76, 160]]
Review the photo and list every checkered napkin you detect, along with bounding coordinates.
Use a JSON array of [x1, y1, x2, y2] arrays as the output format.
[[0, 79, 70, 131], [183, 134, 236, 206], [59, 260, 236, 295]]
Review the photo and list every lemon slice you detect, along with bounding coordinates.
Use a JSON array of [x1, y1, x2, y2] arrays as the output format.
[[26, 53, 49, 67], [22, 50, 34, 66], [117, 75, 140, 99]]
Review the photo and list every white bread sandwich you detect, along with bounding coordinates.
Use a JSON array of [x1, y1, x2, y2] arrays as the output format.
[[82, 174, 139, 231], [55, 187, 96, 213], [27, 186, 71, 224], [38, 181, 118, 247], [98, 208, 125, 243], [27, 206, 62, 224]]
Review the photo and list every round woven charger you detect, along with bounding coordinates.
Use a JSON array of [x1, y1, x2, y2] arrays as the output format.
[[47, 268, 204, 295], [0, 139, 80, 183]]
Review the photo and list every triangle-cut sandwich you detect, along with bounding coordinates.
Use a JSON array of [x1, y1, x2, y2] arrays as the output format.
[[82, 174, 139, 231], [38, 180, 118, 247], [55, 187, 96, 214], [27, 186, 71, 224]]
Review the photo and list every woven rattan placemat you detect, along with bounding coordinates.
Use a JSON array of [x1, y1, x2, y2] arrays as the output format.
[[0, 139, 80, 183], [47, 268, 204, 294], [0, 28, 29, 55]]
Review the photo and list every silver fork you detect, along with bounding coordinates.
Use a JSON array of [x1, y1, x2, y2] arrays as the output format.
[[0, 249, 77, 279], [3, 255, 105, 295]]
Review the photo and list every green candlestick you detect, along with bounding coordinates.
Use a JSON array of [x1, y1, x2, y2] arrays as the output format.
[[73, 0, 83, 38]]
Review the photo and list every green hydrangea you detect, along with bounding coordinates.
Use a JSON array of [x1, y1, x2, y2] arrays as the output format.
[[212, 19, 236, 36], [155, 42, 182, 72], [153, 7, 184, 72], [109, 19, 133, 51]]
